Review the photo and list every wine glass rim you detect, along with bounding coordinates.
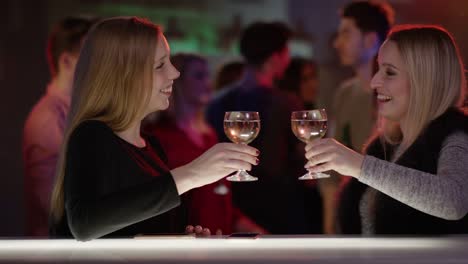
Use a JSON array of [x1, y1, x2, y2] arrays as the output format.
[[225, 111, 259, 114], [224, 111, 260, 121], [291, 109, 326, 114]]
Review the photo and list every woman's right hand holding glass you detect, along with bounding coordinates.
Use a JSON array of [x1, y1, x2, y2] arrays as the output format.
[[171, 143, 259, 194], [304, 138, 364, 178]]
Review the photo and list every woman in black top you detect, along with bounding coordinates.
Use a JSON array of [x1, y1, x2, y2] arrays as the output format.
[[49, 17, 259, 241]]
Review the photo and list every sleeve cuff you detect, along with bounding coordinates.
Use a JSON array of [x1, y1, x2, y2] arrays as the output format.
[[358, 155, 382, 186], [158, 172, 181, 209]]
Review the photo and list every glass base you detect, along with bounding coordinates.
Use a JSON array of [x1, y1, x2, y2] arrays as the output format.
[[227, 170, 258, 182], [298, 171, 330, 180]]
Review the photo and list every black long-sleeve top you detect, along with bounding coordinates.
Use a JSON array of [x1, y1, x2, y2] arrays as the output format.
[[50, 120, 181, 241]]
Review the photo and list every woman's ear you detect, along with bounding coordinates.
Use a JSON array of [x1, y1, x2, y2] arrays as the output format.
[[58, 51, 78, 73]]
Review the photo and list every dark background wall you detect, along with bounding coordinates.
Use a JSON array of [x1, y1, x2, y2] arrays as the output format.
[[2, 0, 48, 236]]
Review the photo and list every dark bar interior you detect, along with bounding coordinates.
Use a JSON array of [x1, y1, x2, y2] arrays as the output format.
[[1, 0, 467, 262]]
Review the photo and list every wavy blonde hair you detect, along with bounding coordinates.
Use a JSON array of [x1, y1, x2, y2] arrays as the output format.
[[50, 17, 161, 222], [381, 25, 466, 159]]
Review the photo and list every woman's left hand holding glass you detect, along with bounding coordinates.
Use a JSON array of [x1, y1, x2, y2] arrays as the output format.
[[305, 138, 365, 178]]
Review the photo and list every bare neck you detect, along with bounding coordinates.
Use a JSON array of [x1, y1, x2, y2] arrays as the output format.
[[253, 67, 274, 88], [50, 73, 73, 96], [354, 60, 374, 93]]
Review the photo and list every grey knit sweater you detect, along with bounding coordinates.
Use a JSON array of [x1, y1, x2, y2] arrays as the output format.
[[359, 132, 468, 234]]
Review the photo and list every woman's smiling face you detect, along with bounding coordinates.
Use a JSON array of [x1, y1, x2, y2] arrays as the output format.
[[371, 40, 411, 122]]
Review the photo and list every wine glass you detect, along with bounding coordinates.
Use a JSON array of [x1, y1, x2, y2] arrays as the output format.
[[223, 111, 260, 182], [291, 109, 330, 180]]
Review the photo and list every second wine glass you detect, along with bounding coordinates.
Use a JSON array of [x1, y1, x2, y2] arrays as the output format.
[[291, 109, 330, 180], [223, 111, 260, 182]]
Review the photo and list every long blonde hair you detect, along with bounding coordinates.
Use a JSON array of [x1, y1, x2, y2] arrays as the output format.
[[50, 17, 161, 222], [381, 25, 466, 159]]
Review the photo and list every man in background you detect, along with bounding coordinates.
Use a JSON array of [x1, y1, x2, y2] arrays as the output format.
[[23, 17, 95, 236], [207, 22, 322, 234], [321, 1, 394, 234]]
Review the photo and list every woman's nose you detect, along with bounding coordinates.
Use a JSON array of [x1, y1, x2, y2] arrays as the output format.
[[370, 72, 381, 90]]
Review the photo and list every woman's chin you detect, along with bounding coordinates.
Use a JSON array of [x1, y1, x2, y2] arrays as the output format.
[[152, 101, 170, 112]]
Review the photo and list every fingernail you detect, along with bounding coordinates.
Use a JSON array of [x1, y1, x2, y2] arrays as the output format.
[[255, 158, 259, 165], [255, 150, 260, 155]]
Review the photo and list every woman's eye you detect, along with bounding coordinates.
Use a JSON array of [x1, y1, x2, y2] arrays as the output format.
[[386, 70, 396, 76], [155, 63, 164, 70]]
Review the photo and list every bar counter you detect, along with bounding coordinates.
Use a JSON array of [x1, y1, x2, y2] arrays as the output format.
[[1, 235, 467, 263]]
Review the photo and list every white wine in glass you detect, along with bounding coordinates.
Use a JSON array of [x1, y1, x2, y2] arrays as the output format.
[[291, 109, 330, 180], [223, 111, 260, 182]]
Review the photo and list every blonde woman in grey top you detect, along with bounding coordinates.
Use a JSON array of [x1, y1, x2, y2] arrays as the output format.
[[304, 25, 468, 234]]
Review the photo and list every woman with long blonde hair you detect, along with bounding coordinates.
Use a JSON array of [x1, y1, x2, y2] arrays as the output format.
[[49, 17, 259, 241], [305, 25, 468, 234]]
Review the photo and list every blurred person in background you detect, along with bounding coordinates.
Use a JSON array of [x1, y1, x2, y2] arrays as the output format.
[[206, 21, 322, 234], [316, 32, 353, 115], [319, 0, 394, 234], [332, 0, 394, 152], [22, 16, 95, 237], [278, 57, 319, 109], [277, 56, 324, 234], [144, 53, 265, 235], [214, 61, 245, 92]]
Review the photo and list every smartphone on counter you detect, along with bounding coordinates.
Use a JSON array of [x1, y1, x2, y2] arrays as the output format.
[[134, 233, 196, 239], [227, 232, 260, 238]]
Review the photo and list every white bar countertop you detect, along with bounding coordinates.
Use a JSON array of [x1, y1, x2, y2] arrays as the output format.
[[1, 235, 467, 263]]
